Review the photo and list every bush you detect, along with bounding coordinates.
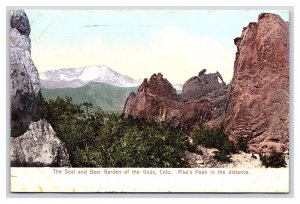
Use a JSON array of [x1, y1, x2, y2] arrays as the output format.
[[193, 125, 235, 151], [186, 141, 203, 155], [107, 121, 188, 167], [193, 125, 236, 163], [236, 137, 248, 153], [259, 152, 287, 168], [73, 147, 102, 167], [38, 94, 188, 167], [213, 150, 232, 163]]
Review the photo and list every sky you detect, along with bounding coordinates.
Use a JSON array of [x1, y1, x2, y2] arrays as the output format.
[[25, 9, 289, 84]]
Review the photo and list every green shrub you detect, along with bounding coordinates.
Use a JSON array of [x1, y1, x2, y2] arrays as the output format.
[[213, 150, 232, 163], [259, 152, 287, 168], [236, 137, 248, 153], [38, 94, 188, 167], [73, 147, 102, 167], [105, 119, 188, 167], [193, 125, 235, 151], [193, 125, 236, 163], [186, 141, 203, 155]]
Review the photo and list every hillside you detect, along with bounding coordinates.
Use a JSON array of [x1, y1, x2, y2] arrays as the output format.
[[42, 82, 138, 113]]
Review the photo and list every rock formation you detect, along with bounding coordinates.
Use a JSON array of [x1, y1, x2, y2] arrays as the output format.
[[123, 73, 183, 126], [123, 13, 289, 155], [181, 69, 226, 101], [223, 13, 289, 154], [10, 10, 40, 137], [123, 71, 227, 129], [10, 9, 71, 167], [11, 120, 71, 167]]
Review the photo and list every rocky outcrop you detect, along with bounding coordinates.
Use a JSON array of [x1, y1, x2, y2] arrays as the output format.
[[10, 9, 70, 167], [180, 86, 227, 129], [123, 73, 183, 126], [11, 120, 71, 167], [11, 9, 31, 37], [123, 71, 227, 129], [181, 69, 226, 101], [10, 10, 40, 137], [223, 13, 289, 154]]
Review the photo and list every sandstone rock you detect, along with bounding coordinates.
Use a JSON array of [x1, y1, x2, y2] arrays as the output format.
[[123, 71, 227, 129], [180, 90, 227, 129], [181, 69, 226, 101], [11, 120, 71, 167], [223, 13, 289, 154], [123, 73, 183, 126], [10, 10, 40, 137]]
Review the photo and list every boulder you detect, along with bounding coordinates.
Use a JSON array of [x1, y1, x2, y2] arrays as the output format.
[[223, 13, 289, 154], [11, 120, 71, 167]]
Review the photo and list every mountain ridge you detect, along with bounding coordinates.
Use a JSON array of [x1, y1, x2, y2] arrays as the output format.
[[40, 65, 141, 89], [42, 81, 138, 113]]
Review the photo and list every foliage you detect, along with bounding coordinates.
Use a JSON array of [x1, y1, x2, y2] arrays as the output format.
[[236, 137, 248, 153], [259, 152, 287, 168], [213, 150, 232, 163], [186, 141, 203, 155], [38, 93, 188, 167], [193, 125, 237, 163]]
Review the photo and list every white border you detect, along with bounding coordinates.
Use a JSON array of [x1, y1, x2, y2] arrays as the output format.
[[1, 0, 299, 203]]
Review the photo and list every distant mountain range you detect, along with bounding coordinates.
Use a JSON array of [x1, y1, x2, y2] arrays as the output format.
[[42, 82, 138, 113], [40, 65, 141, 89], [41, 65, 183, 112]]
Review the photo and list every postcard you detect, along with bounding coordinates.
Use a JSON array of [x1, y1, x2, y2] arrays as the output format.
[[9, 8, 289, 192]]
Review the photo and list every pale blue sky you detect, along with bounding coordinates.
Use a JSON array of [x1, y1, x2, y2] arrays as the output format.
[[25, 9, 289, 84]]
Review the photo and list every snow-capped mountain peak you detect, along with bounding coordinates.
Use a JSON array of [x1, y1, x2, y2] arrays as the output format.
[[40, 65, 141, 89]]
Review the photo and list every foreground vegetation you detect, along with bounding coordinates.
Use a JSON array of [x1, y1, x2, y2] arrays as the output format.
[[37, 93, 287, 168], [38, 93, 188, 167], [259, 152, 287, 168], [192, 125, 239, 163]]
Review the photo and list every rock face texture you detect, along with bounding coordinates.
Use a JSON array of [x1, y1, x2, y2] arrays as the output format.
[[10, 9, 70, 167], [181, 69, 226, 101], [11, 120, 71, 167], [123, 73, 183, 126], [123, 72, 227, 129], [10, 10, 40, 137], [11, 9, 31, 37], [223, 13, 289, 154]]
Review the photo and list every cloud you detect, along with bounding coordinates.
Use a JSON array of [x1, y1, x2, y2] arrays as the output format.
[[31, 26, 236, 84]]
